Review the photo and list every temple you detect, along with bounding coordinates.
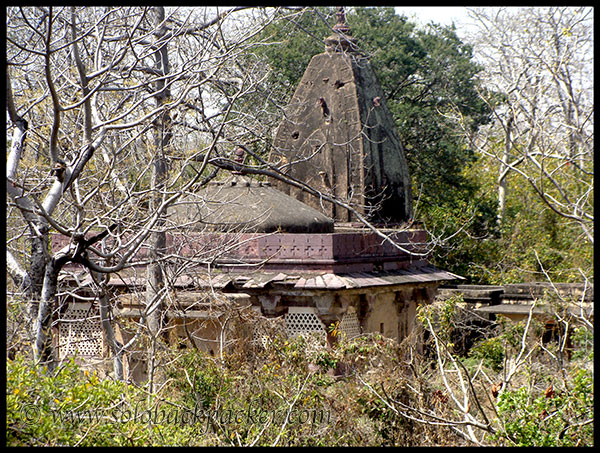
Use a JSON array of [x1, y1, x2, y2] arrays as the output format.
[[53, 8, 461, 382]]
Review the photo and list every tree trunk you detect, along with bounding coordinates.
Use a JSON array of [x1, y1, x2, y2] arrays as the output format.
[[145, 6, 172, 391], [27, 225, 50, 326], [5, 99, 49, 326], [98, 285, 124, 381], [34, 253, 69, 371], [497, 114, 513, 227]]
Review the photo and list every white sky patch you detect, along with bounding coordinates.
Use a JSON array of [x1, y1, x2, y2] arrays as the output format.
[[394, 7, 475, 37]]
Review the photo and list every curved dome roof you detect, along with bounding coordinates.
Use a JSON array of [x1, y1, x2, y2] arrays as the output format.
[[169, 176, 334, 234]]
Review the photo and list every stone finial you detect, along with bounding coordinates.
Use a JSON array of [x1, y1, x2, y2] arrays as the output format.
[[231, 146, 246, 175], [325, 6, 358, 53], [332, 6, 350, 34], [234, 146, 245, 165]]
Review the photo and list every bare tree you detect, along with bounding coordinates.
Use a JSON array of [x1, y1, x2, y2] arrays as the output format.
[[461, 7, 593, 240], [5, 6, 295, 375]]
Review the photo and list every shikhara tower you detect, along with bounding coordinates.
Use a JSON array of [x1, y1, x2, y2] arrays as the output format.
[[270, 7, 413, 224]]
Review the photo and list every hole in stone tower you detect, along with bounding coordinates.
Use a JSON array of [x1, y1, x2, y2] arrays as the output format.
[[292, 131, 299, 139], [318, 97, 330, 118], [334, 80, 345, 89]]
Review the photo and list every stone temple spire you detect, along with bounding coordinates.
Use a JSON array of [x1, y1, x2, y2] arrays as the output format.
[[270, 6, 413, 224], [324, 7, 358, 53]]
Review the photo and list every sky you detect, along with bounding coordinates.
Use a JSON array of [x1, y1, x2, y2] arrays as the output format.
[[394, 6, 471, 25], [394, 7, 474, 35]]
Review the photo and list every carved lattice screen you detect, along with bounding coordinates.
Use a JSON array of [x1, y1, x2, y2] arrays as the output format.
[[338, 309, 361, 339], [284, 307, 327, 340], [58, 303, 104, 359]]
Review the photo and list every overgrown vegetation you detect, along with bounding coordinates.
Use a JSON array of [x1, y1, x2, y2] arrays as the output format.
[[7, 293, 593, 446]]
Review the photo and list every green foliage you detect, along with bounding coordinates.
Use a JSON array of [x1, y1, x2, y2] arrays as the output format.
[[6, 356, 208, 446], [570, 326, 594, 361], [7, 307, 594, 447], [159, 334, 397, 446], [426, 144, 593, 284], [254, 8, 330, 95], [4, 332, 441, 446], [454, 153, 594, 284], [466, 314, 545, 372], [495, 173, 593, 283], [468, 336, 505, 371], [417, 295, 459, 344], [418, 298, 594, 447], [494, 369, 594, 446]]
